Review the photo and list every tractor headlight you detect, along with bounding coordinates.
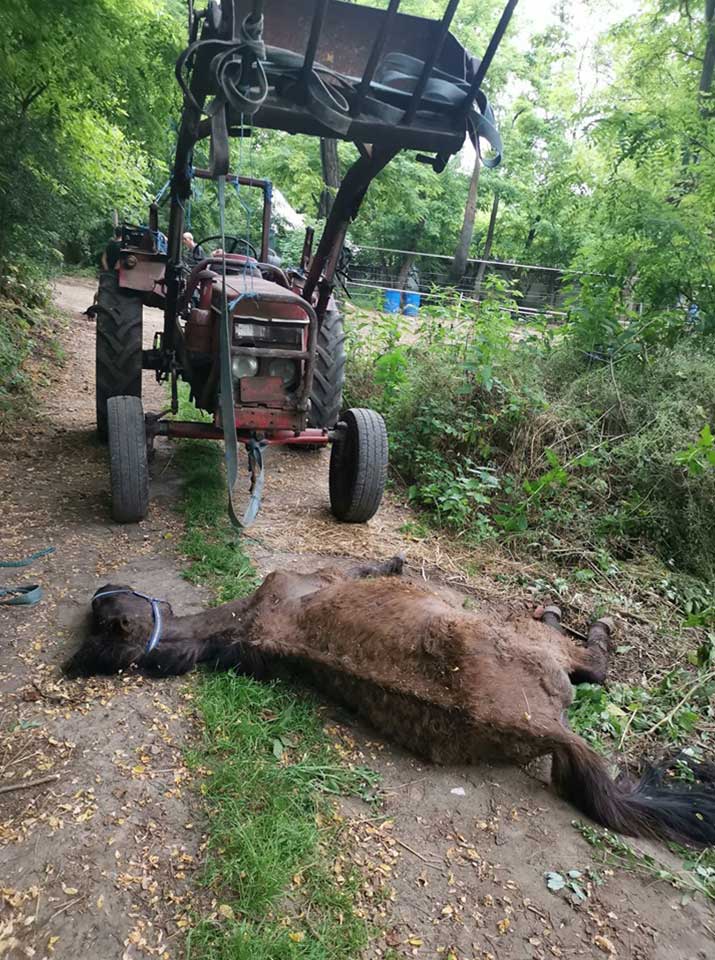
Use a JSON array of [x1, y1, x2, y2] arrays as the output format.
[[234, 322, 263, 339], [267, 358, 298, 388], [231, 355, 259, 380]]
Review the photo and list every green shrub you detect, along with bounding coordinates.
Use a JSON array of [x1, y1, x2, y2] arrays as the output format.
[[0, 261, 60, 422], [345, 286, 715, 580]]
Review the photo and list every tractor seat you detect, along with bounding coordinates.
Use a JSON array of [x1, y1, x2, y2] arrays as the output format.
[[217, 253, 262, 279]]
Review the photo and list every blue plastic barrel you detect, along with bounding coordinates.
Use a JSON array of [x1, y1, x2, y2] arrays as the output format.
[[402, 291, 421, 317], [382, 288, 401, 313]]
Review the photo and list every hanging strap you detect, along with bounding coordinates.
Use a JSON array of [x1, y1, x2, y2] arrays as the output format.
[[217, 175, 268, 530], [177, 33, 503, 165]]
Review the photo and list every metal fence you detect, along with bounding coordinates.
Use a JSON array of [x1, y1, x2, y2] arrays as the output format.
[[343, 245, 570, 320]]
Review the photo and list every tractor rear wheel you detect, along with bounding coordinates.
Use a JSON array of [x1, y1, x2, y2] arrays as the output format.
[[107, 395, 149, 523], [329, 408, 388, 523], [95, 270, 143, 441], [308, 306, 345, 429]]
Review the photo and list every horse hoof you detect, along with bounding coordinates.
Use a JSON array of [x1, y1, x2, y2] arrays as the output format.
[[534, 604, 561, 622]]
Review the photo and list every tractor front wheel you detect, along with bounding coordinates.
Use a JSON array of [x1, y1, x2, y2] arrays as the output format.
[[95, 270, 143, 441], [107, 395, 149, 523], [329, 408, 388, 523]]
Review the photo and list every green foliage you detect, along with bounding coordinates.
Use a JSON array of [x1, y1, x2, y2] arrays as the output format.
[[346, 278, 534, 540], [541, 344, 715, 578], [346, 281, 715, 580], [675, 425, 715, 477], [0, 0, 182, 268], [568, 667, 715, 756], [0, 263, 64, 423]]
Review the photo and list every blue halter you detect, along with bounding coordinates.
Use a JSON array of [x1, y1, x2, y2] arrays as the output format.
[[93, 588, 164, 654]]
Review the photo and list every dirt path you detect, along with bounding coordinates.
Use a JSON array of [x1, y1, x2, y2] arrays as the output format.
[[1, 277, 713, 960], [1, 278, 207, 959]]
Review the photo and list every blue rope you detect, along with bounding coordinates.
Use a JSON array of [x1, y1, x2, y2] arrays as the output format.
[[153, 179, 172, 204], [93, 589, 164, 654]]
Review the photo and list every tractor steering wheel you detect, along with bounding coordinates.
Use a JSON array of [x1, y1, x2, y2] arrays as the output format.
[[193, 235, 259, 260]]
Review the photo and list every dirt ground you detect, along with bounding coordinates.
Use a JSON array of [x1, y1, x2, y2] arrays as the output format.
[[1, 277, 713, 960]]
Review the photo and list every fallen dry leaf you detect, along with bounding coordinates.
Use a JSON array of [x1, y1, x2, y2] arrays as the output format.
[[594, 935, 616, 955]]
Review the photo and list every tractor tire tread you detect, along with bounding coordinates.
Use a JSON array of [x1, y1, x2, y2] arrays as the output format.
[[108, 395, 149, 523], [95, 270, 143, 441], [308, 307, 346, 429], [329, 407, 388, 523]]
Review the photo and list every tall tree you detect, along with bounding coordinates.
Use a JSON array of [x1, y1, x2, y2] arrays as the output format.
[[699, 0, 715, 115], [318, 138, 341, 219], [449, 150, 481, 283]]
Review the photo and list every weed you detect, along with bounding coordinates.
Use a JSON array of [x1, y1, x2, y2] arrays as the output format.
[[346, 284, 715, 580], [568, 662, 715, 757], [577, 823, 715, 903]]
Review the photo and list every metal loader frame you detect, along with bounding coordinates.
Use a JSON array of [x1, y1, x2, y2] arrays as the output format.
[[161, 0, 517, 379], [103, 0, 517, 526]]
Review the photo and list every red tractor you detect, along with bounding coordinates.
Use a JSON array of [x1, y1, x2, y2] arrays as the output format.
[[94, 0, 515, 527]]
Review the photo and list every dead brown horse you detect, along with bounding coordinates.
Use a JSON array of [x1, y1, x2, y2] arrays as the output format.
[[65, 556, 715, 846]]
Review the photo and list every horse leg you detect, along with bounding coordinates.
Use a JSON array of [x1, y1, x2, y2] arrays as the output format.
[[569, 617, 613, 685], [536, 604, 568, 635]]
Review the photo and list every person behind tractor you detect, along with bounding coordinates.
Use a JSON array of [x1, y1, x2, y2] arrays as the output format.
[[86, 227, 123, 317], [182, 231, 206, 262], [98, 226, 123, 271]]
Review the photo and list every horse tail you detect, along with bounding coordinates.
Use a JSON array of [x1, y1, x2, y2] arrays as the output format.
[[551, 734, 715, 846]]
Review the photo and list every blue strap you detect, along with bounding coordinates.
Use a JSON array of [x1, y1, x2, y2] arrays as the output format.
[[153, 179, 172, 204], [0, 546, 55, 568], [93, 589, 164, 654], [0, 546, 54, 607], [0, 584, 43, 606]]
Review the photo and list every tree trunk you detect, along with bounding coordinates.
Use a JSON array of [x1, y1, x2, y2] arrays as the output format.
[[318, 138, 341, 219], [396, 252, 417, 290], [449, 151, 481, 284], [699, 0, 715, 116], [524, 215, 541, 251], [474, 194, 500, 297]]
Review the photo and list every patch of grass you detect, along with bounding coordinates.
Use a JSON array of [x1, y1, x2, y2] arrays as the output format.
[[173, 410, 378, 959], [185, 677, 376, 960], [173, 392, 259, 604]]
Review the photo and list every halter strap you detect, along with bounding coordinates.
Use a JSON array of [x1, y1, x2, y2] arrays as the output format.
[[92, 589, 164, 654]]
